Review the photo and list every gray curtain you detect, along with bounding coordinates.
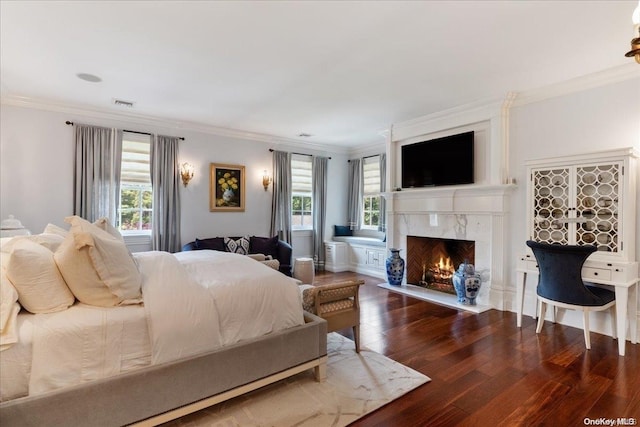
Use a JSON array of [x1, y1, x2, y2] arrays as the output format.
[[73, 124, 122, 223], [346, 158, 362, 230], [270, 150, 292, 244], [379, 153, 387, 232], [150, 135, 181, 252], [312, 156, 328, 270]]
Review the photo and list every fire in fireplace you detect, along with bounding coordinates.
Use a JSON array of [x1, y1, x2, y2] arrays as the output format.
[[406, 236, 475, 294]]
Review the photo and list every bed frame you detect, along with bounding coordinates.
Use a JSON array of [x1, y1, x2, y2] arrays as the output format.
[[0, 312, 327, 427]]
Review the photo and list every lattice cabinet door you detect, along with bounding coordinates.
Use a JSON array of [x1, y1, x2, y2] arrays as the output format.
[[531, 167, 571, 245], [526, 148, 637, 264], [575, 162, 621, 254]]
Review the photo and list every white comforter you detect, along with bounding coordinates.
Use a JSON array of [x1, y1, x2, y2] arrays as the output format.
[[1, 250, 304, 400]]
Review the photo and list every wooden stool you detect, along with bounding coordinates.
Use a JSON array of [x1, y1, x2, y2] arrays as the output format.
[[294, 257, 314, 284]]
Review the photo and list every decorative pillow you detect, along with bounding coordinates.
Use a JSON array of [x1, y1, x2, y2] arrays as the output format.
[[334, 225, 353, 237], [54, 216, 142, 307], [261, 259, 280, 271], [250, 235, 279, 258], [224, 236, 250, 255], [195, 237, 225, 251], [6, 239, 75, 314]]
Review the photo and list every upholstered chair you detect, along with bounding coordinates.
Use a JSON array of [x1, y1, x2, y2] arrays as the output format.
[[300, 280, 364, 352], [526, 240, 616, 350]]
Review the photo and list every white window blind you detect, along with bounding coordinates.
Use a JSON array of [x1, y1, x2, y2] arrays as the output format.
[[121, 132, 151, 185], [291, 154, 312, 194], [363, 155, 381, 194]]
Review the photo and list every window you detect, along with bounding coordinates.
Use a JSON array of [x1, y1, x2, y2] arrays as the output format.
[[291, 154, 313, 229], [118, 133, 152, 233], [362, 155, 381, 229]]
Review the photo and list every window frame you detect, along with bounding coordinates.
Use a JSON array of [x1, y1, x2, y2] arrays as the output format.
[[361, 155, 381, 230], [118, 132, 153, 235], [291, 154, 313, 231]]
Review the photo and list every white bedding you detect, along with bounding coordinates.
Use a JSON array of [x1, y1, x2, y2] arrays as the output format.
[[0, 250, 304, 401]]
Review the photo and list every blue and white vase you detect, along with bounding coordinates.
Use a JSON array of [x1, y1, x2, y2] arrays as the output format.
[[386, 248, 405, 286], [452, 262, 482, 305]]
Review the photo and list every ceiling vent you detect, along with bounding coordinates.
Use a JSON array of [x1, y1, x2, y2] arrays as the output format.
[[113, 98, 135, 108]]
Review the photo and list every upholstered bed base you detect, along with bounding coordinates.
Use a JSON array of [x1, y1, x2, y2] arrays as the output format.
[[0, 312, 327, 427]]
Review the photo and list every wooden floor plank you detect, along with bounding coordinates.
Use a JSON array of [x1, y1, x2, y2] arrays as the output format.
[[313, 271, 640, 425]]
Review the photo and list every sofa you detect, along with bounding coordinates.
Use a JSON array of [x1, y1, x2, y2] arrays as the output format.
[[182, 235, 293, 276]]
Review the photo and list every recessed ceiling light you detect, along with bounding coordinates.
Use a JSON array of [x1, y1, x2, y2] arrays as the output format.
[[76, 73, 102, 83], [298, 133, 313, 137], [113, 98, 135, 108]]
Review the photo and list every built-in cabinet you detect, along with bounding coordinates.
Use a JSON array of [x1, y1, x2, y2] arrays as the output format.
[[325, 241, 386, 279], [349, 243, 386, 278], [526, 148, 637, 263], [324, 241, 349, 272]]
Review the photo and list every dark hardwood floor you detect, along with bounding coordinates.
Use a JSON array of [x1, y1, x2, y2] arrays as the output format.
[[315, 271, 640, 427]]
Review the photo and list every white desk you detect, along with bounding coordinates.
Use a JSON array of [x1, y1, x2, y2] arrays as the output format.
[[516, 254, 638, 356]]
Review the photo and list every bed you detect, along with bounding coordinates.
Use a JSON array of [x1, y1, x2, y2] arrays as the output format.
[[0, 217, 327, 426]]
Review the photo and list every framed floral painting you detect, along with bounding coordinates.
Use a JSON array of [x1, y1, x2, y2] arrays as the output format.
[[210, 163, 245, 212]]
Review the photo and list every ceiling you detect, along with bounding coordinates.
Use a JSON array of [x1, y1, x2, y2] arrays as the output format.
[[1, 1, 637, 148]]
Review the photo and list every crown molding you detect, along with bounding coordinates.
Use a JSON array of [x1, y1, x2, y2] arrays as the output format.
[[0, 94, 350, 154], [512, 63, 639, 107]]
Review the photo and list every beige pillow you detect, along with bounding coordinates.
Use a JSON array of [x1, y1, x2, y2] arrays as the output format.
[[54, 216, 142, 307], [1, 255, 19, 332], [6, 239, 75, 314], [93, 217, 123, 240], [1, 233, 65, 254]]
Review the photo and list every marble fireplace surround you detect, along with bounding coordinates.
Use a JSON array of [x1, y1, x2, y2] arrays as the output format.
[[382, 184, 515, 312]]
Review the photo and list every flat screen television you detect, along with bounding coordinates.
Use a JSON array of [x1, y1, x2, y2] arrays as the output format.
[[401, 131, 474, 188]]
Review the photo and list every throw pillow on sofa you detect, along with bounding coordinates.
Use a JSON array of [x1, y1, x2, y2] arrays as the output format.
[[195, 237, 225, 251], [224, 236, 250, 255], [250, 235, 278, 258]]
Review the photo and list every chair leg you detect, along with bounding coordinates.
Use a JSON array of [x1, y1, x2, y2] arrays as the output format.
[[353, 324, 360, 353], [583, 310, 591, 350], [536, 301, 546, 334]]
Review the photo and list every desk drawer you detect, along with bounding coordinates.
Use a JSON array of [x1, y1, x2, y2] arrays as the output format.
[[582, 267, 611, 281]]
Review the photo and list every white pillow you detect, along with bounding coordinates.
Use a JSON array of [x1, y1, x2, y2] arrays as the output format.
[[43, 223, 68, 237], [54, 216, 142, 307], [6, 239, 75, 314]]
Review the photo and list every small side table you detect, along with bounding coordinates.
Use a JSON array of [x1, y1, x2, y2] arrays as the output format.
[[294, 257, 315, 285]]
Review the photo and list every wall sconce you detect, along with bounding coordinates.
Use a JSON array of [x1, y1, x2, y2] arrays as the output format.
[[181, 162, 194, 187], [625, 0, 640, 63], [262, 170, 272, 191]]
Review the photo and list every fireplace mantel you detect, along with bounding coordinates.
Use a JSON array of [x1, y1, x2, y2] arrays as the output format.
[[383, 184, 516, 215]]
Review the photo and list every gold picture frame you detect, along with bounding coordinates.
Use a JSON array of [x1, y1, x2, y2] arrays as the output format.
[[210, 163, 245, 212]]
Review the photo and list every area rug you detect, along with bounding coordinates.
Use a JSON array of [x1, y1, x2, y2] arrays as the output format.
[[165, 333, 430, 426]]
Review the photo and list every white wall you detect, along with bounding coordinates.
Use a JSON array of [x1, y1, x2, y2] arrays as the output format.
[[0, 104, 348, 253]]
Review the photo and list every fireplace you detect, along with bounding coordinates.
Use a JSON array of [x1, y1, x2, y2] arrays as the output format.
[[406, 236, 475, 294]]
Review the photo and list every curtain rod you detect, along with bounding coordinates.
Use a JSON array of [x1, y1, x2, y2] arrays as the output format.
[[269, 148, 331, 159], [65, 121, 185, 141], [348, 154, 381, 162]]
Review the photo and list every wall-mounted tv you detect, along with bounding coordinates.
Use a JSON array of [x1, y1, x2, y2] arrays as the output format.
[[401, 131, 474, 188]]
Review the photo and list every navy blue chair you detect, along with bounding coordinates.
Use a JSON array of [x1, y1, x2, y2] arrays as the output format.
[[526, 240, 616, 350]]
